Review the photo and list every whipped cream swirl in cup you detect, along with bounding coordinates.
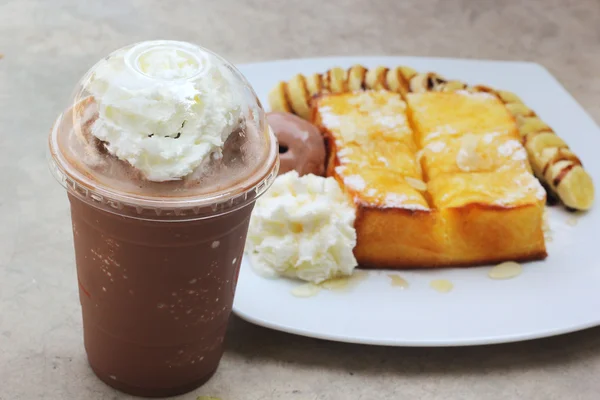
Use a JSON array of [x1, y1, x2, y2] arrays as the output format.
[[86, 41, 242, 181]]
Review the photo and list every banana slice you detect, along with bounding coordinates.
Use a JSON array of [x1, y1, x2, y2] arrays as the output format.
[[523, 129, 594, 210], [518, 117, 552, 138], [541, 148, 581, 177], [525, 132, 567, 159], [347, 65, 367, 91], [409, 73, 428, 93], [305, 73, 324, 97], [525, 133, 568, 177], [497, 90, 523, 104], [321, 70, 332, 93], [268, 81, 292, 113], [506, 103, 535, 118], [286, 74, 311, 120], [555, 166, 595, 210], [551, 148, 581, 165], [399, 66, 417, 81], [439, 80, 467, 92], [469, 85, 496, 94], [327, 67, 347, 93], [410, 72, 446, 93], [386, 67, 410, 95], [365, 66, 389, 90]]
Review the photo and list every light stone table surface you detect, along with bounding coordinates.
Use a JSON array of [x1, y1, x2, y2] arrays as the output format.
[[1, 0, 600, 399]]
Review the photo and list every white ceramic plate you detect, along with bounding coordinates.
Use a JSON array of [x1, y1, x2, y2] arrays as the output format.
[[232, 56, 600, 346]]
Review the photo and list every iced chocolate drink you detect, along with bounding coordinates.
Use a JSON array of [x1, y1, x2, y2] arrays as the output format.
[[48, 40, 278, 397]]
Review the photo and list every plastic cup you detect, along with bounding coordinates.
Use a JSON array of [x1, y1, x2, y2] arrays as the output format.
[[48, 40, 278, 397]]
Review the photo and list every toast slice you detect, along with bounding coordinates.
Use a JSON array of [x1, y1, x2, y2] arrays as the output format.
[[312, 90, 547, 268]]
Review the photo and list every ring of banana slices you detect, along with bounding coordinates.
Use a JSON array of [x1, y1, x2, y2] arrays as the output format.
[[268, 66, 594, 211]]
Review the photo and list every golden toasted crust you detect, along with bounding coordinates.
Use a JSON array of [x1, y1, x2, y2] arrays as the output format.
[[313, 91, 547, 269], [354, 204, 546, 269]]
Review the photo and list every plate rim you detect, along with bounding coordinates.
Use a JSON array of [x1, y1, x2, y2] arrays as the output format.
[[233, 292, 600, 347]]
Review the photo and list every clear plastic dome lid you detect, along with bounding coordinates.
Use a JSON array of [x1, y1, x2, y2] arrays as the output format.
[[48, 40, 278, 220]]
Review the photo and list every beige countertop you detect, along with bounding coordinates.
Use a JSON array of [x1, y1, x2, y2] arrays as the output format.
[[1, 0, 600, 399]]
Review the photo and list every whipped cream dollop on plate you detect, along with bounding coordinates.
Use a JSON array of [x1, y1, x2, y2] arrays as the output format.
[[246, 171, 358, 284], [86, 41, 242, 182]]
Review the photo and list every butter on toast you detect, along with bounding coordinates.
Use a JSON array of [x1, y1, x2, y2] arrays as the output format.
[[312, 90, 547, 268]]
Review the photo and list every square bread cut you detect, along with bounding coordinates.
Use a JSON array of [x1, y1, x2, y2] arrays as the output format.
[[312, 90, 547, 268]]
